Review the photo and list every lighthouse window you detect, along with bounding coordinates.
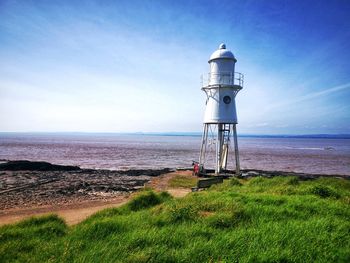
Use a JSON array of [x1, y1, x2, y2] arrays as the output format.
[[223, 96, 231, 104]]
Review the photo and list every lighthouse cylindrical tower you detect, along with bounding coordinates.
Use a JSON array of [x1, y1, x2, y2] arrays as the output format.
[[199, 43, 243, 176]]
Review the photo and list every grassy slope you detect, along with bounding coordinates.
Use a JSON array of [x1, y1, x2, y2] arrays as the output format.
[[1, 176, 350, 263]]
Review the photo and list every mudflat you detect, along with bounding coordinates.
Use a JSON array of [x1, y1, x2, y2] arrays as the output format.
[[0, 161, 173, 226]]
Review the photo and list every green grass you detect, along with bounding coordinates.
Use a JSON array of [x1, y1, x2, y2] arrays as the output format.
[[168, 174, 198, 188], [1, 176, 350, 262]]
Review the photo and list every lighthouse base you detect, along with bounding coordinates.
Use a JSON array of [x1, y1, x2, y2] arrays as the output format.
[[198, 123, 240, 176], [197, 168, 238, 178]]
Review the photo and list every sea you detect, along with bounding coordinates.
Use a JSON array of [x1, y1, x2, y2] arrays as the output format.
[[0, 133, 349, 176]]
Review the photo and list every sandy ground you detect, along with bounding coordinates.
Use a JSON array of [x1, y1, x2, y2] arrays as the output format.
[[0, 170, 193, 226], [0, 196, 130, 226]]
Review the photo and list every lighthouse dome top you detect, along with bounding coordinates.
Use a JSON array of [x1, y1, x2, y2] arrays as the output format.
[[208, 43, 237, 63]]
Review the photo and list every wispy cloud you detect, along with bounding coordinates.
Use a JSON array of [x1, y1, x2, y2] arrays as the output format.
[[265, 82, 350, 110]]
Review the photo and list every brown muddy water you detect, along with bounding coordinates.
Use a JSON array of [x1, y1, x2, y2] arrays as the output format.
[[0, 133, 349, 175]]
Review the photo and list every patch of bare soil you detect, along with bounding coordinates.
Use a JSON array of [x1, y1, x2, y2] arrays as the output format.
[[146, 170, 194, 198], [0, 195, 131, 226]]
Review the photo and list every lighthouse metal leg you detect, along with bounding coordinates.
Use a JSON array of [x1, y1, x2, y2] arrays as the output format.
[[199, 124, 209, 168], [215, 124, 221, 175], [222, 124, 231, 170], [233, 124, 240, 176], [220, 124, 229, 171]]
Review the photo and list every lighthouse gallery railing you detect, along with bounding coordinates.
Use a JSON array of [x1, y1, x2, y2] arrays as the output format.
[[201, 72, 244, 88]]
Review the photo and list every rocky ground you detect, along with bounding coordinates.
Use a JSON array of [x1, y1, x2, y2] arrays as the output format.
[[0, 161, 172, 210]]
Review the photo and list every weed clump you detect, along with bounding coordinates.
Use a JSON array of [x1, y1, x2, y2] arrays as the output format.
[[248, 176, 265, 186], [229, 178, 242, 186], [128, 191, 165, 211], [82, 219, 124, 239], [279, 186, 296, 195], [207, 207, 249, 229], [309, 185, 340, 199], [17, 214, 65, 228], [159, 191, 172, 200], [169, 203, 198, 222], [286, 176, 299, 185]]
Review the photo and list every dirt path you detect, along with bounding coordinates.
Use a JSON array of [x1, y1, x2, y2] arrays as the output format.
[[0, 195, 131, 226], [145, 170, 193, 198], [0, 170, 194, 226]]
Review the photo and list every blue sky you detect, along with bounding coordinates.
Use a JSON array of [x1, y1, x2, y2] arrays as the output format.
[[0, 0, 349, 134]]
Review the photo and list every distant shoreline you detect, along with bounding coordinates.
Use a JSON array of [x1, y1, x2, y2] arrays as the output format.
[[1, 132, 350, 139]]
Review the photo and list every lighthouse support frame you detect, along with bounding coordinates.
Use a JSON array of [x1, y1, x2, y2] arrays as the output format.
[[199, 123, 240, 176]]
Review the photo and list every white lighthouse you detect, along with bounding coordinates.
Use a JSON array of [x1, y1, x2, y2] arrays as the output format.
[[199, 43, 243, 176]]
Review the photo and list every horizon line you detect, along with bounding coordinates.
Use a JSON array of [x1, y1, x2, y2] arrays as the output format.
[[0, 131, 350, 138]]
